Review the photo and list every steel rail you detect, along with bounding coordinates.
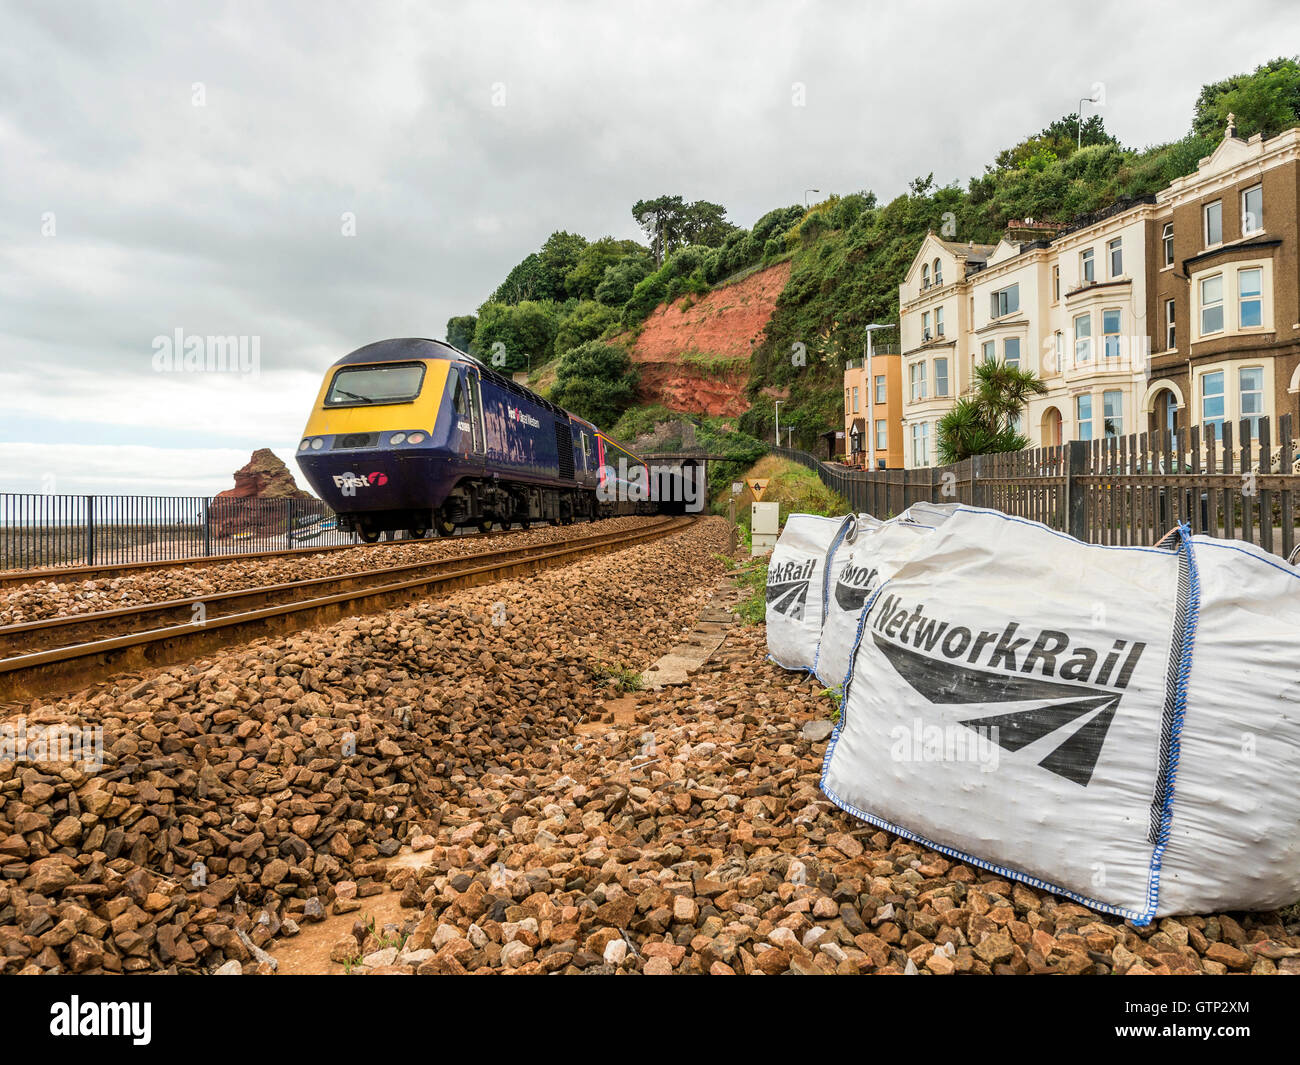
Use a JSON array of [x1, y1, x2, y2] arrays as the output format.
[[0, 516, 695, 704]]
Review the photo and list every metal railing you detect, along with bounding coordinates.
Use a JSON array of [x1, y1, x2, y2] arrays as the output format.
[[779, 412, 1300, 561], [1, 495, 341, 572]]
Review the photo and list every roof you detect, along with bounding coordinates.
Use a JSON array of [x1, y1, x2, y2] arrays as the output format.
[[332, 337, 469, 367], [935, 238, 996, 263]]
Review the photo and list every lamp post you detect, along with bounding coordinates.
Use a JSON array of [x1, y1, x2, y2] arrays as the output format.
[[804, 188, 820, 206], [863, 323, 892, 469], [774, 400, 783, 447], [1078, 93, 1100, 150]]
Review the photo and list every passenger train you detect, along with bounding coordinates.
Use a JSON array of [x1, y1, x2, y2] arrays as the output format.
[[295, 338, 651, 541]]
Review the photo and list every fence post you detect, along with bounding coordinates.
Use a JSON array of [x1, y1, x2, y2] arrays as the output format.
[[1066, 439, 1088, 541], [204, 497, 212, 557], [970, 455, 983, 509], [85, 495, 96, 566]]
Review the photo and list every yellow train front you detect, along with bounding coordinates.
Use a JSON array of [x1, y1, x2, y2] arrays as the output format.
[[295, 337, 650, 541]]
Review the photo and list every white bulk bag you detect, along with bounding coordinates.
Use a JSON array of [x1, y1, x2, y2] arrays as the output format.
[[823, 505, 1243, 923], [815, 516, 939, 690], [765, 514, 851, 672], [1154, 535, 1300, 915]]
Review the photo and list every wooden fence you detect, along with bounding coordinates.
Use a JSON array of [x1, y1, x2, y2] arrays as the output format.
[[778, 412, 1300, 562]]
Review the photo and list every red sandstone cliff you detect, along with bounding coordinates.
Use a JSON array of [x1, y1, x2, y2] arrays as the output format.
[[628, 261, 791, 418]]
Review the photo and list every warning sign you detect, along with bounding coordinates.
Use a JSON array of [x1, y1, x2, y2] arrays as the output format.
[[749, 479, 769, 501]]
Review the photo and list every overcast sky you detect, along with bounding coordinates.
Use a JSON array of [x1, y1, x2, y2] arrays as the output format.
[[0, 0, 1290, 495]]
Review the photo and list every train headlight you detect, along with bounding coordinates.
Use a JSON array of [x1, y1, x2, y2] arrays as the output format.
[[407, 432, 426, 444], [389, 432, 407, 445], [310, 438, 325, 450], [299, 439, 311, 450]]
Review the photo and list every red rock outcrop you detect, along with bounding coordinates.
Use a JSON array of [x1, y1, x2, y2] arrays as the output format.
[[629, 261, 791, 418], [216, 449, 311, 501]]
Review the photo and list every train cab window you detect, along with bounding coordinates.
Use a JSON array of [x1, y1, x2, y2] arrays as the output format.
[[580, 432, 592, 470], [450, 373, 470, 418], [325, 362, 425, 406]]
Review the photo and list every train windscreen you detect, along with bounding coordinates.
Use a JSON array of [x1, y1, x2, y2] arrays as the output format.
[[325, 362, 426, 406]]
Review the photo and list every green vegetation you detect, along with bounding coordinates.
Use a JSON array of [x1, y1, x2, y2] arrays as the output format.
[[680, 349, 749, 379], [937, 360, 1049, 464], [592, 660, 644, 692], [731, 557, 769, 626], [549, 341, 638, 427], [721, 455, 848, 531]]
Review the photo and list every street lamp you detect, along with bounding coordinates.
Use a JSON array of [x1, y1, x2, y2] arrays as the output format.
[[1078, 93, 1101, 150], [804, 188, 820, 206], [863, 324, 892, 469], [774, 400, 783, 447]]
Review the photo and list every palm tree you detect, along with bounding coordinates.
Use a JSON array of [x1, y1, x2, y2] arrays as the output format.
[[937, 359, 1048, 464]]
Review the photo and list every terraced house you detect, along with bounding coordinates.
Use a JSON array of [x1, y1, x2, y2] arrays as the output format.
[[888, 118, 1300, 468], [1146, 118, 1300, 452]]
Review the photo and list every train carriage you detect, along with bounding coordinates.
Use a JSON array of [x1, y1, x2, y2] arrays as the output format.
[[295, 338, 648, 541]]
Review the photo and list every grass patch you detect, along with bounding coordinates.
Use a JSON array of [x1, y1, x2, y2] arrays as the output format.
[[732, 557, 769, 626], [592, 660, 644, 693]]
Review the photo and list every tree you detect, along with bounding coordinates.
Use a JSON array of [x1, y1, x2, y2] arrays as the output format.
[[936, 360, 1048, 465], [594, 254, 653, 306], [471, 300, 558, 372], [1193, 57, 1300, 141], [632, 195, 736, 265], [550, 341, 638, 427], [553, 300, 619, 358], [564, 237, 649, 300], [445, 315, 477, 353]]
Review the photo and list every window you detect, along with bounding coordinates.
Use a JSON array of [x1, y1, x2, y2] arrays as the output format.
[[845, 388, 850, 413], [1102, 309, 1121, 359], [1053, 331, 1064, 373], [1052, 264, 1060, 302], [875, 419, 887, 451], [911, 422, 929, 467], [933, 258, 943, 286], [935, 305, 945, 337], [1200, 274, 1224, 335], [1108, 237, 1123, 277], [875, 375, 886, 404], [451, 373, 469, 417], [1074, 313, 1092, 363], [1239, 267, 1262, 328], [981, 340, 995, 363], [991, 284, 1019, 318], [1081, 248, 1095, 283], [1165, 299, 1176, 351], [1076, 394, 1093, 441], [852, 386, 859, 413], [1201, 371, 1225, 440], [1003, 337, 1020, 367], [325, 362, 425, 406], [1242, 185, 1263, 235], [909, 361, 927, 402], [935, 357, 949, 397], [921, 264, 930, 289], [921, 310, 931, 340], [1162, 222, 1174, 267], [1205, 200, 1222, 246], [1240, 367, 1264, 438], [1103, 390, 1122, 438]]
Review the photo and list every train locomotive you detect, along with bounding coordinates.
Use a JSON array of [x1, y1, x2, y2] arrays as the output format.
[[295, 337, 652, 541]]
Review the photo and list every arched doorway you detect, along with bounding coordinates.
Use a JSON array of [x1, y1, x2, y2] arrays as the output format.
[[1040, 406, 1063, 447]]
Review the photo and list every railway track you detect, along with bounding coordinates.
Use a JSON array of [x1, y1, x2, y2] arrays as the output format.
[[0, 521, 591, 591], [0, 515, 694, 704]]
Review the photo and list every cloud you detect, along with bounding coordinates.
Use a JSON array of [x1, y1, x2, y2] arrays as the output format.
[[0, 0, 1288, 494]]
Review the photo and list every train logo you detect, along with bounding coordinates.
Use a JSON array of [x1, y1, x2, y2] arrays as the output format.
[[766, 558, 816, 620], [332, 472, 388, 490]]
